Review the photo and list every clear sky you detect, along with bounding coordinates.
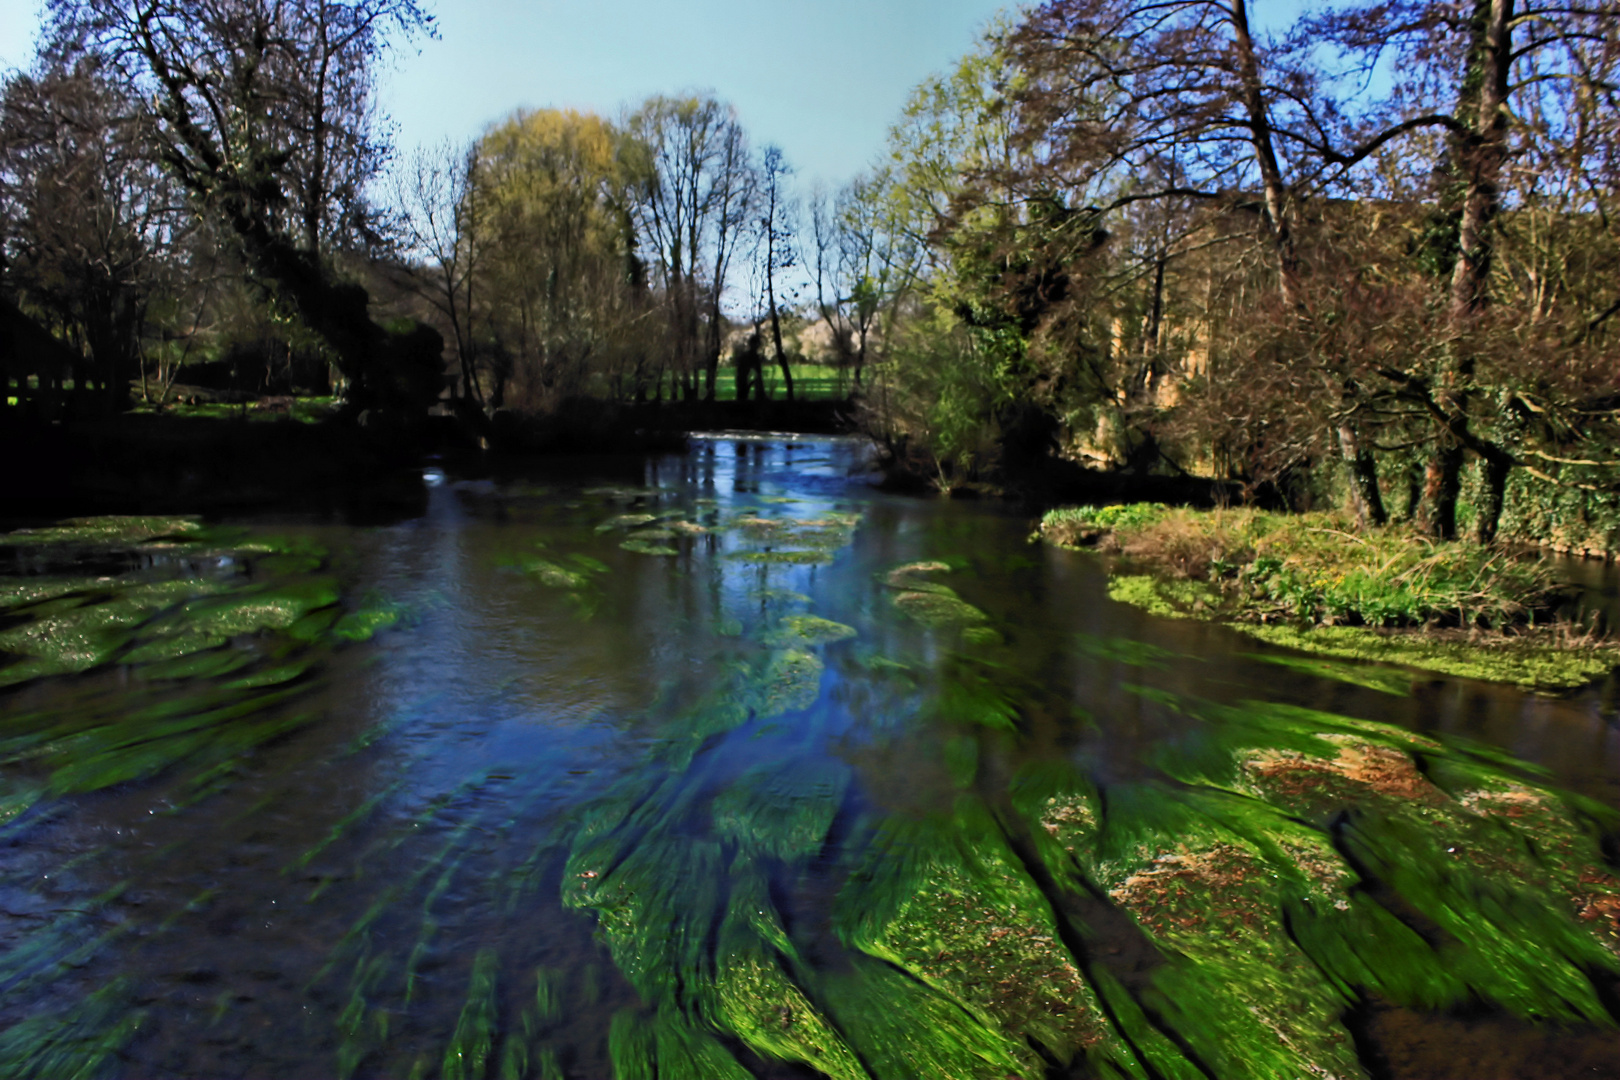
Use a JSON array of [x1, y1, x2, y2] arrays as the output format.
[[0, 0, 1014, 189]]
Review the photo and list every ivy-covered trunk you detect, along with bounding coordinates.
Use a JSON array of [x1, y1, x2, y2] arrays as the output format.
[[1338, 422, 1388, 528], [1424, 439, 1466, 540], [1475, 452, 1513, 543]]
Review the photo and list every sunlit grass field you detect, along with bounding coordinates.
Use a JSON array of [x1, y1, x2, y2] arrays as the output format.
[[128, 396, 340, 424], [675, 363, 854, 402]]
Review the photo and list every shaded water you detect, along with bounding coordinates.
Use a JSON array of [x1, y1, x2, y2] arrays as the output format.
[[1, 435, 1617, 1079]]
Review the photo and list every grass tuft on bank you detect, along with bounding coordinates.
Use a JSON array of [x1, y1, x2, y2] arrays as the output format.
[[1043, 504, 1619, 690]]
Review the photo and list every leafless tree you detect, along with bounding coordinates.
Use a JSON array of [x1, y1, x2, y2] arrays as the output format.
[[625, 94, 756, 401]]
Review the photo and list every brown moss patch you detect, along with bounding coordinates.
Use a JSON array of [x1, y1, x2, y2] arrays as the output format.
[[1242, 738, 1447, 809]]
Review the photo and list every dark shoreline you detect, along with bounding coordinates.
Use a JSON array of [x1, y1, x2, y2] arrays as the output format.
[[0, 398, 860, 517]]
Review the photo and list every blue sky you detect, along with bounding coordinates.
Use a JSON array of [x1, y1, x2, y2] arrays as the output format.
[[0, 0, 1013, 188]]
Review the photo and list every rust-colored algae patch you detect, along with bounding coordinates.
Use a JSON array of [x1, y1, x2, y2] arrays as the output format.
[[1242, 737, 1449, 810]]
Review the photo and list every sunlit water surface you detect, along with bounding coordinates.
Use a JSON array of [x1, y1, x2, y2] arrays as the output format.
[[1, 436, 1618, 1079]]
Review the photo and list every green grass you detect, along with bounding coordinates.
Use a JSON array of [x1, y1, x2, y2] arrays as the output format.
[[1045, 505, 1556, 629], [127, 395, 339, 424], [663, 364, 854, 402], [1046, 505, 1620, 690]]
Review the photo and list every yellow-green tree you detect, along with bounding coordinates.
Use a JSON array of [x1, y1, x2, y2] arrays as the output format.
[[470, 108, 653, 408]]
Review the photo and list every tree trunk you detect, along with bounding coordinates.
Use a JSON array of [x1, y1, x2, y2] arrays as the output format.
[[1230, 0, 1300, 305], [1419, 0, 1512, 540], [1450, 0, 1513, 323], [1337, 423, 1388, 528], [766, 260, 793, 403], [1474, 453, 1512, 544], [1422, 441, 1465, 540]]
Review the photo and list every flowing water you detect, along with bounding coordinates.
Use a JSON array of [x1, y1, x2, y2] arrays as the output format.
[[1, 434, 1617, 1080]]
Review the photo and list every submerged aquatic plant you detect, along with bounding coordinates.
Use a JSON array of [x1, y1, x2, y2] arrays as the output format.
[[883, 560, 991, 631]]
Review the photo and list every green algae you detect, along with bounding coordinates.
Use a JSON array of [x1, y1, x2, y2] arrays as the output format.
[[882, 560, 954, 591], [595, 513, 658, 532], [893, 590, 989, 627], [763, 615, 856, 649], [814, 957, 1027, 1080], [1073, 631, 1181, 668], [710, 932, 866, 1080], [712, 760, 849, 860], [838, 810, 1123, 1076], [524, 558, 585, 587], [0, 578, 105, 609], [753, 587, 811, 605], [442, 949, 500, 1080], [608, 1009, 656, 1080], [621, 539, 679, 556], [1247, 651, 1414, 695], [666, 519, 709, 535], [1106, 573, 1221, 617], [329, 597, 404, 643], [0, 978, 145, 1080], [524, 553, 609, 589], [625, 527, 677, 541], [729, 549, 836, 566], [1106, 571, 1616, 690], [0, 516, 202, 548], [754, 649, 824, 716], [0, 578, 239, 677], [1240, 622, 1619, 691]]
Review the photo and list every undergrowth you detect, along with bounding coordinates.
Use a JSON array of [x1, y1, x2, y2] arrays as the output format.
[[1043, 504, 1559, 630]]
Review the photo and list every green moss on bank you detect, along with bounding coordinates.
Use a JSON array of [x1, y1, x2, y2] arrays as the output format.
[[1048, 504, 1619, 691], [1103, 574, 1617, 691], [1241, 623, 1616, 690]]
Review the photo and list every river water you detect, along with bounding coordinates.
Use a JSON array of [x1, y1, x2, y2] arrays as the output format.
[[0, 435, 1617, 1079]]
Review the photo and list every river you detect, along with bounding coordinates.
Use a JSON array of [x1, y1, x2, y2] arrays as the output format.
[[0, 434, 1616, 1079]]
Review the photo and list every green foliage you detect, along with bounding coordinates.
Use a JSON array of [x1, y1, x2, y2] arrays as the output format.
[[1042, 503, 1170, 545]]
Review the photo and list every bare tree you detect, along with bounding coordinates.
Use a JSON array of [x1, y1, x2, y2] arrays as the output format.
[[46, 0, 446, 418], [392, 140, 483, 406], [1313, 0, 1620, 539], [757, 145, 796, 400], [625, 94, 756, 402]]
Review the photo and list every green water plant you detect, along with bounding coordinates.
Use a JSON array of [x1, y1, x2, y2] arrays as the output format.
[[882, 561, 990, 631]]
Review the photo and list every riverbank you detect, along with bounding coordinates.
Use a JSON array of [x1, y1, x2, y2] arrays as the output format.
[[0, 396, 858, 516], [1041, 504, 1620, 691]]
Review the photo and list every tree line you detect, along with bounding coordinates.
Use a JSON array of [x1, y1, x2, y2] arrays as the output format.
[[0, 0, 885, 423], [855, 0, 1620, 548], [3, 0, 1618, 547]]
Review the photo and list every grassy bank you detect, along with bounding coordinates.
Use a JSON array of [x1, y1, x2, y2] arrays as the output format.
[[1041, 504, 1620, 691]]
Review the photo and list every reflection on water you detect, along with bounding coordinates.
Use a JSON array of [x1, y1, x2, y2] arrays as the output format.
[[0, 436, 1617, 1079]]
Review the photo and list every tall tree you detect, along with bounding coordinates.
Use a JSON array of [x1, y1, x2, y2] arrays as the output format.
[[625, 94, 755, 402], [392, 140, 484, 407], [757, 145, 796, 400], [46, 0, 445, 418], [0, 55, 180, 411], [469, 108, 649, 409], [1315, 0, 1620, 539]]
